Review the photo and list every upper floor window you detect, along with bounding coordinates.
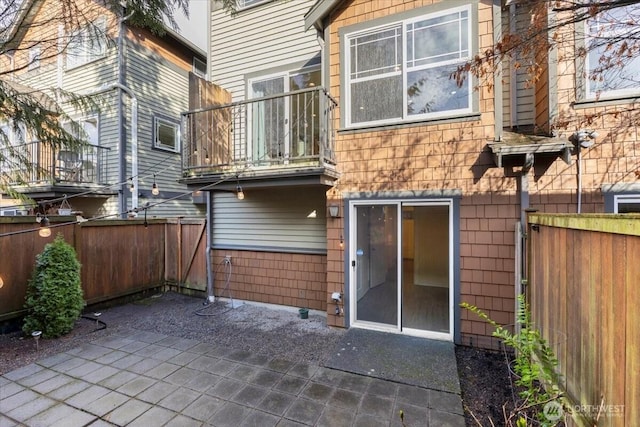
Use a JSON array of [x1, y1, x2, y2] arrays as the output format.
[[153, 116, 180, 153], [344, 5, 472, 127], [586, 5, 640, 99], [28, 47, 41, 70], [63, 117, 99, 145], [193, 57, 206, 78], [0, 122, 25, 146], [66, 17, 107, 69], [237, 0, 269, 10], [0, 121, 30, 178]]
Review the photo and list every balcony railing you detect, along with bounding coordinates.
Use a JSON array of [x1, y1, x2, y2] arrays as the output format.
[[182, 87, 337, 177], [0, 141, 110, 185]]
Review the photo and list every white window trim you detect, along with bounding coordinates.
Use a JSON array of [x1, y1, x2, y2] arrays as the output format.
[[246, 66, 321, 162], [66, 17, 107, 70], [344, 5, 473, 128], [584, 7, 640, 100], [62, 115, 100, 145], [28, 46, 41, 71], [193, 57, 207, 78], [236, 0, 270, 11], [613, 194, 640, 213], [153, 116, 180, 153]]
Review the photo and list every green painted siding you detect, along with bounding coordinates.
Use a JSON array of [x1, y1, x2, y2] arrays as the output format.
[[212, 188, 328, 253], [210, 0, 320, 100]]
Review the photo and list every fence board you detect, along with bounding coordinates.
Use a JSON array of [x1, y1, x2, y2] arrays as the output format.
[[0, 217, 207, 321], [625, 237, 640, 425], [528, 214, 640, 426]]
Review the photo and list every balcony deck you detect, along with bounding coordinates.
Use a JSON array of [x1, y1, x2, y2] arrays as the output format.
[[181, 87, 339, 188], [1, 141, 112, 197]]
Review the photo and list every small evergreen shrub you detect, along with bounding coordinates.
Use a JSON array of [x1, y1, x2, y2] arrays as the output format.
[[23, 234, 84, 338]]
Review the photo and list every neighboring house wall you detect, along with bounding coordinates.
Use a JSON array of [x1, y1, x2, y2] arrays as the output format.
[[125, 27, 203, 218], [3, 0, 204, 219], [532, 4, 640, 214]]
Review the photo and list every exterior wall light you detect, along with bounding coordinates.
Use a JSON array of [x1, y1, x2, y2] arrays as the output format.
[[328, 204, 339, 218]]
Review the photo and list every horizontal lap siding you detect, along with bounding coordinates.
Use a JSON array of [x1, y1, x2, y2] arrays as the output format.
[[210, 0, 320, 99], [18, 53, 121, 212], [64, 52, 119, 184], [126, 43, 202, 218], [212, 188, 327, 253], [502, 3, 535, 128]]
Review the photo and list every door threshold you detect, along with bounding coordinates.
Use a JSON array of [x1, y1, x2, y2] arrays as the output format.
[[351, 323, 453, 342]]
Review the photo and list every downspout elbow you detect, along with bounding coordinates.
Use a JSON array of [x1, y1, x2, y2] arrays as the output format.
[[522, 152, 534, 175]]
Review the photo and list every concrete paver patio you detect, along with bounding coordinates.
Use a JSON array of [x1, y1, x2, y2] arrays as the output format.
[[0, 329, 464, 426]]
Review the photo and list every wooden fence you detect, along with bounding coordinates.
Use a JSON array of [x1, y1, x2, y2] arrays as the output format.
[[527, 213, 640, 427], [0, 217, 207, 322]]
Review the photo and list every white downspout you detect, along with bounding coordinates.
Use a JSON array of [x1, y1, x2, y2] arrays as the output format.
[[577, 147, 583, 213], [89, 82, 138, 213], [205, 191, 214, 303], [130, 93, 138, 212]]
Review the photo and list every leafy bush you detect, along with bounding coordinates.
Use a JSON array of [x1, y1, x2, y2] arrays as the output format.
[[23, 234, 84, 338], [462, 294, 564, 426]]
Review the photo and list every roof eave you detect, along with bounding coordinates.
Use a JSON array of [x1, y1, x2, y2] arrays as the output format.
[[304, 0, 343, 31], [1, 0, 38, 51], [160, 25, 206, 59]]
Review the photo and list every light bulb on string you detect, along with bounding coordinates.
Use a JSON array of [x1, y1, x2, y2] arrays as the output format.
[[151, 174, 160, 196], [236, 175, 244, 200], [38, 216, 51, 238]]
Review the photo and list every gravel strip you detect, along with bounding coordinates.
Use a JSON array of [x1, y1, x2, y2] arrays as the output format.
[[1, 292, 346, 375]]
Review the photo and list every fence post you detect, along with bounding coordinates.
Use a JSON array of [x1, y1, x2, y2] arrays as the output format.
[[177, 217, 182, 289]]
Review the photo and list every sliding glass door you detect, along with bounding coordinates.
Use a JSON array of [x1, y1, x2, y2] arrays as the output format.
[[350, 200, 453, 339]]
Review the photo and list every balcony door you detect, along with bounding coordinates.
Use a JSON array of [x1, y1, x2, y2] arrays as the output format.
[[248, 68, 320, 164], [349, 200, 454, 340], [250, 75, 286, 163]]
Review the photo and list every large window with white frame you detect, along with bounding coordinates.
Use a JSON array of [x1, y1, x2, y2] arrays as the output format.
[[66, 17, 107, 69], [345, 5, 473, 127], [585, 4, 640, 99]]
